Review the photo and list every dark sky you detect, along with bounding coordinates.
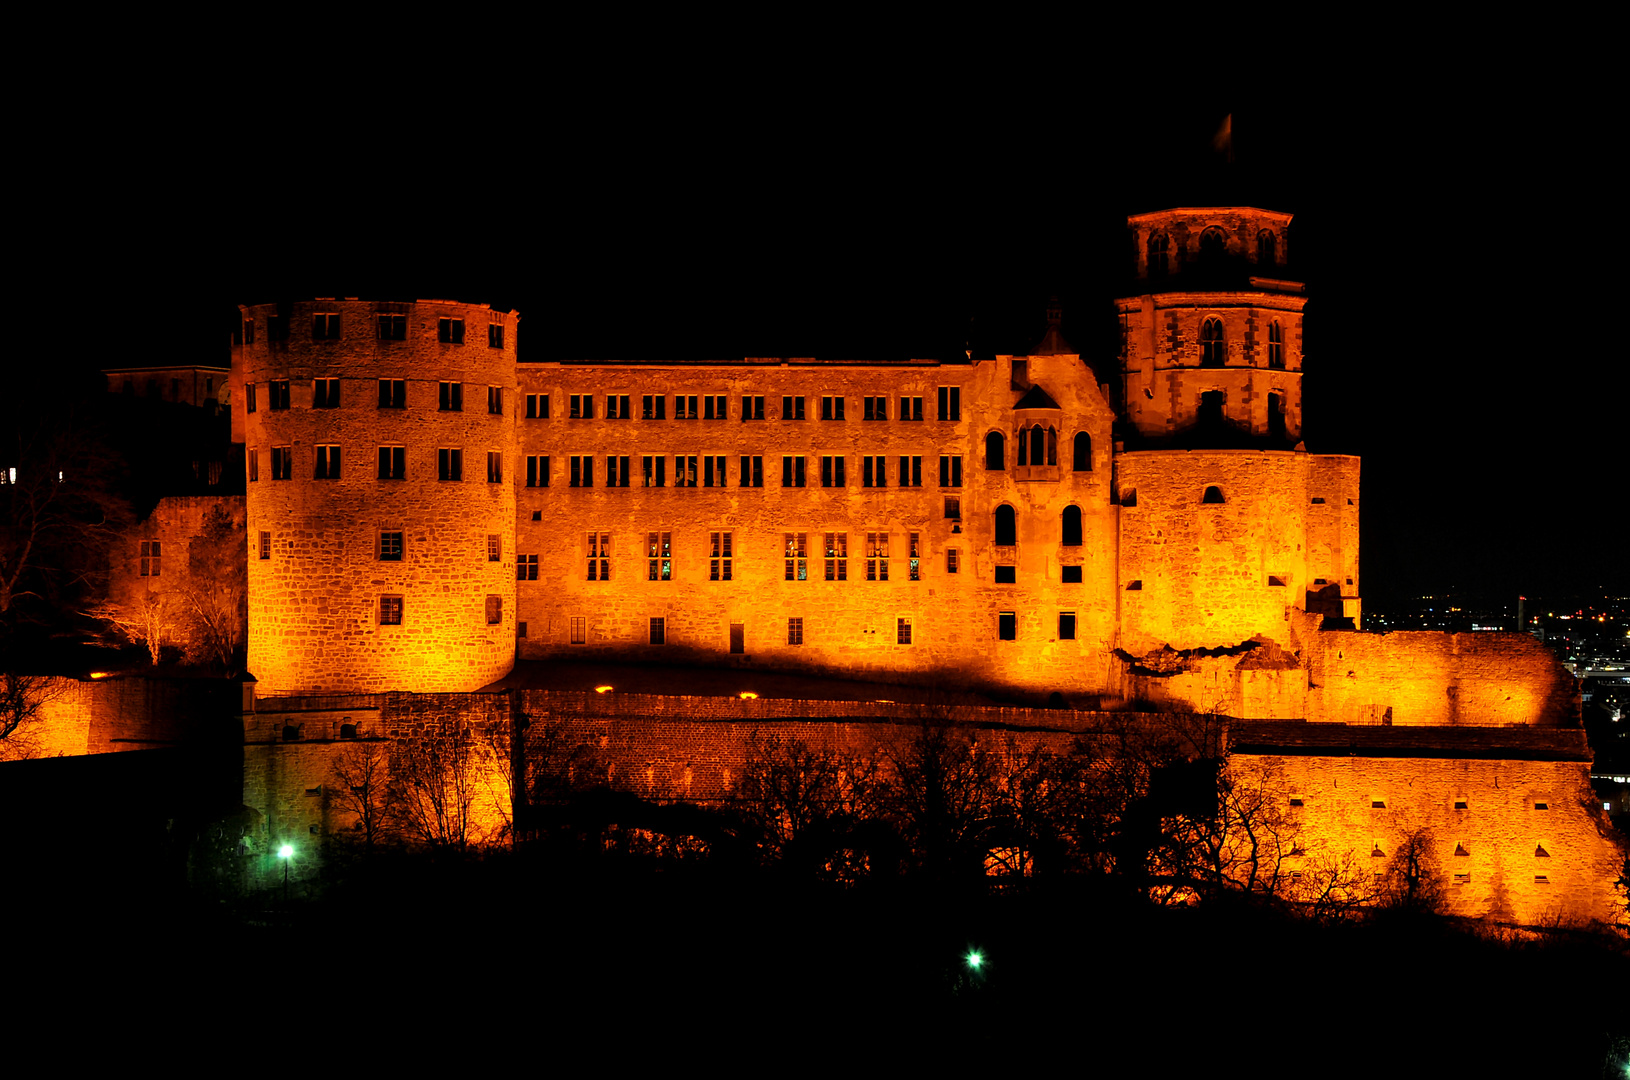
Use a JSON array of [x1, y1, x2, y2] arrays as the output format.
[[31, 65, 1622, 610]]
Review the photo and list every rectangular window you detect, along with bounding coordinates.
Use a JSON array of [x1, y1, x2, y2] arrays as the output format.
[[897, 617, 912, 645], [569, 394, 594, 419], [605, 394, 631, 419], [586, 532, 610, 580], [740, 455, 764, 487], [267, 312, 288, 341], [674, 455, 698, 488], [998, 611, 1016, 640], [649, 617, 666, 645], [675, 395, 699, 420], [703, 455, 728, 488], [647, 532, 672, 580], [909, 532, 920, 581], [570, 616, 587, 644], [270, 380, 290, 410], [642, 455, 666, 488], [487, 534, 501, 562], [517, 554, 538, 580], [947, 548, 959, 574], [703, 395, 727, 420], [243, 318, 256, 345], [606, 455, 631, 487], [995, 565, 1016, 584], [248, 448, 259, 482], [139, 540, 160, 577], [438, 317, 464, 344], [1061, 565, 1083, 583], [526, 455, 549, 487], [439, 448, 463, 481], [944, 496, 961, 520], [1059, 611, 1077, 640], [486, 595, 502, 624], [378, 379, 406, 409], [782, 456, 805, 488], [246, 383, 257, 414], [380, 596, 403, 625], [710, 531, 733, 581], [821, 455, 845, 488], [862, 456, 886, 488], [784, 533, 808, 581], [642, 394, 666, 420], [488, 321, 505, 349], [271, 446, 293, 480], [937, 386, 961, 421], [380, 530, 404, 561], [487, 452, 502, 484], [821, 395, 845, 421], [377, 446, 405, 480], [901, 396, 923, 421], [314, 445, 341, 480], [866, 532, 889, 581], [526, 393, 550, 419], [377, 314, 406, 340], [788, 617, 804, 645], [312, 312, 341, 340], [900, 456, 922, 487], [939, 455, 963, 487], [570, 456, 594, 487], [439, 381, 463, 411], [782, 395, 805, 420], [258, 531, 271, 560], [741, 395, 764, 420], [824, 532, 848, 581], [862, 396, 887, 421], [313, 378, 340, 408]]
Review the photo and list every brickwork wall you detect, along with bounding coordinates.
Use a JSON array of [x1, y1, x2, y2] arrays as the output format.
[[241, 299, 518, 694], [107, 494, 245, 627]]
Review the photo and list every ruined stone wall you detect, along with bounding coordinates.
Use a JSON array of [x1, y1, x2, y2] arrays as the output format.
[[107, 494, 245, 633], [240, 299, 518, 694], [5, 674, 240, 760], [513, 350, 1121, 701]]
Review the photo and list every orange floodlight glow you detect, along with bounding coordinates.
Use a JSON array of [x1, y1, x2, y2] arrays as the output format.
[[88, 672, 111, 679], [595, 685, 614, 694], [739, 691, 759, 700]]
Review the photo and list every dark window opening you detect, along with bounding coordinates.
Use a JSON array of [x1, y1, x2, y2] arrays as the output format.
[[1073, 432, 1091, 471], [1199, 226, 1227, 265], [995, 565, 1016, 584], [985, 431, 1005, 471], [1199, 390, 1224, 427], [994, 505, 1017, 546], [1126, 580, 1142, 591], [1200, 318, 1225, 367], [1061, 565, 1082, 583], [1203, 485, 1225, 504], [1062, 505, 1083, 546], [998, 612, 1016, 641], [1258, 229, 1277, 266]]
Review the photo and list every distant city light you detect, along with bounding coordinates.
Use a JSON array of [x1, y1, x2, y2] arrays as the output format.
[[965, 950, 984, 970]]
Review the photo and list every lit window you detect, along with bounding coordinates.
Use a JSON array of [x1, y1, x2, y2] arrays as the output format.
[[258, 531, 271, 560], [517, 554, 538, 580], [378, 379, 406, 409], [526, 393, 550, 419], [379, 531, 404, 561], [439, 448, 463, 481], [312, 312, 341, 340], [438, 317, 464, 344], [739, 456, 763, 488], [866, 532, 889, 581], [377, 314, 406, 340], [710, 531, 733, 581], [784, 533, 808, 581], [313, 378, 340, 408], [377, 446, 406, 480], [897, 617, 912, 645], [486, 595, 502, 625], [586, 532, 610, 580], [487, 452, 502, 484], [487, 534, 501, 562], [998, 611, 1016, 640], [270, 380, 290, 410], [570, 616, 587, 644], [647, 532, 672, 581], [788, 617, 804, 645], [570, 456, 594, 487], [781, 396, 805, 420], [909, 532, 920, 580], [439, 382, 463, 411], [824, 533, 848, 581], [139, 540, 161, 577], [649, 617, 666, 645], [314, 445, 341, 480], [380, 596, 403, 625], [271, 446, 293, 481]]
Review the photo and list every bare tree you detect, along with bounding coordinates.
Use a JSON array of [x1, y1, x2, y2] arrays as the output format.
[[1378, 825, 1447, 915], [180, 504, 246, 673], [329, 741, 393, 852], [887, 723, 1002, 880], [84, 589, 183, 665], [388, 719, 481, 850], [737, 729, 889, 878], [0, 671, 69, 760]]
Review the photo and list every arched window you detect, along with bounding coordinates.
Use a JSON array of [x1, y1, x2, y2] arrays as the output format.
[[1268, 320, 1284, 369], [1062, 505, 1082, 546], [1200, 227, 1227, 264], [985, 431, 1005, 470], [1203, 486, 1226, 504], [1147, 230, 1169, 276], [1200, 318, 1225, 367], [1199, 390, 1225, 426], [1029, 426, 1045, 466], [995, 505, 1017, 546], [1257, 230, 1277, 266], [1073, 432, 1091, 471]]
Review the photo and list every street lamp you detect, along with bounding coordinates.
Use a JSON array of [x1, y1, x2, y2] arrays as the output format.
[[278, 843, 293, 903]]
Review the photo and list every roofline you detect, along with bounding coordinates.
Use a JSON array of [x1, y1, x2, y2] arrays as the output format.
[[1127, 206, 1294, 226]]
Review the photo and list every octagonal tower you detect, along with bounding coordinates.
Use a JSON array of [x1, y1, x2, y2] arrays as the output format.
[[239, 298, 519, 694]]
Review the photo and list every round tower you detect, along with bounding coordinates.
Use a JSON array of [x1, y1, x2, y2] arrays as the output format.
[[1117, 208, 1305, 448], [239, 298, 519, 694]]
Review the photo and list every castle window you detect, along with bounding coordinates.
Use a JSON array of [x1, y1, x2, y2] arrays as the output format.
[[1062, 505, 1082, 546], [647, 532, 672, 581], [312, 312, 341, 340], [787, 617, 804, 644], [267, 312, 288, 341], [487, 534, 501, 562], [1126, 580, 1142, 590], [570, 394, 593, 419], [863, 396, 888, 420], [1257, 230, 1277, 266], [784, 533, 808, 581], [246, 384, 257, 413], [314, 378, 340, 408], [782, 396, 805, 420], [909, 532, 920, 580], [1453, 843, 1470, 857], [673, 455, 698, 488], [994, 505, 1017, 546], [641, 456, 664, 487], [1534, 844, 1550, 857], [572, 456, 595, 487], [139, 540, 160, 577], [486, 595, 502, 625], [937, 386, 960, 421], [1199, 227, 1227, 264], [998, 611, 1016, 640], [821, 456, 845, 488], [437, 448, 463, 481], [866, 532, 889, 581], [517, 554, 538, 581], [570, 616, 587, 643], [1061, 565, 1082, 583], [1268, 321, 1284, 369], [649, 617, 666, 645], [607, 455, 631, 487], [824, 533, 848, 581], [703, 395, 727, 420], [377, 446, 405, 480], [742, 395, 764, 420], [1073, 432, 1091, 472], [740, 456, 764, 488], [270, 380, 290, 410], [642, 394, 665, 420], [488, 322, 504, 349], [703, 455, 727, 488], [946, 548, 960, 574], [379, 531, 404, 561], [1200, 318, 1225, 367], [1267, 575, 1286, 587], [271, 446, 293, 481], [985, 431, 1005, 470], [821, 396, 845, 421], [258, 531, 270, 560], [380, 596, 403, 626], [1533, 801, 1548, 810], [1371, 798, 1386, 809], [900, 456, 922, 487], [897, 617, 912, 645], [604, 394, 629, 419], [1288, 797, 1304, 807], [378, 379, 406, 409], [439, 382, 463, 411], [243, 318, 255, 345], [901, 396, 923, 421], [675, 395, 699, 420], [863, 456, 886, 488], [782, 456, 805, 488], [377, 314, 406, 340], [939, 455, 963, 487], [995, 565, 1016, 584], [526, 394, 549, 419], [1146, 230, 1169, 276], [1310, 497, 1326, 505], [1203, 486, 1225, 504], [438, 317, 464, 344], [710, 531, 733, 581], [1059, 611, 1076, 640], [944, 496, 960, 520], [248, 448, 258, 482], [587, 533, 610, 579], [525, 455, 549, 487], [532, 510, 542, 521], [314, 445, 341, 480]]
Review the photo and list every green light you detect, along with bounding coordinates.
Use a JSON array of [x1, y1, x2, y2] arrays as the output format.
[[278, 844, 294, 859], [965, 950, 983, 970]]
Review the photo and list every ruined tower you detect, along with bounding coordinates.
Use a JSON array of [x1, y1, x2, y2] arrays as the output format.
[[238, 299, 519, 694]]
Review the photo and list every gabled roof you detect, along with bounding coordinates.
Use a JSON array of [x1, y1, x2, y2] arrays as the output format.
[[1013, 384, 1060, 410]]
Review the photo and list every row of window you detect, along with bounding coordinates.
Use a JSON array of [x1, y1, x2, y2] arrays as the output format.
[[577, 611, 1077, 647], [247, 314, 504, 348], [256, 529, 513, 565], [545, 388, 963, 422], [248, 447, 504, 482], [370, 594, 505, 626], [1191, 318, 1286, 369], [1144, 227, 1279, 275], [246, 380, 506, 414]]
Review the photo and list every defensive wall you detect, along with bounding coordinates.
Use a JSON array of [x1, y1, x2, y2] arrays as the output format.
[[8, 674, 240, 760]]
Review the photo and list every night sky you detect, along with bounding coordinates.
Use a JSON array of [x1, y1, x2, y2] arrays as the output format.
[[37, 72, 1622, 611]]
